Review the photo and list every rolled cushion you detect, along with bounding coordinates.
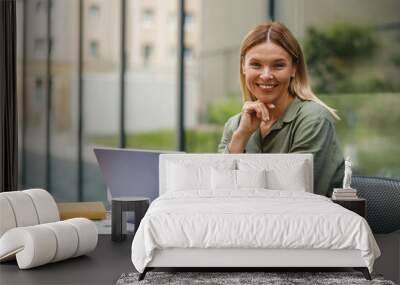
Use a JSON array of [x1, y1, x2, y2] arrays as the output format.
[[0, 225, 57, 269], [42, 221, 79, 262], [0, 191, 39, 227], [0, 218, 98, 269], [23, 189, 60, 223], [64, 218, 98, 257], [0, 196, 17, 237], [0, 189, 60, 238]]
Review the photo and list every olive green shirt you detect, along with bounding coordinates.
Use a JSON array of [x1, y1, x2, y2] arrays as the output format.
[[218, 96, 344, 197]]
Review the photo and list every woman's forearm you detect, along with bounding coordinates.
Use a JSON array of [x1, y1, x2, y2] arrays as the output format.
[[228, 130, 252, 153]]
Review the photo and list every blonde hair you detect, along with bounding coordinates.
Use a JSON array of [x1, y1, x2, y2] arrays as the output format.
[[239, 21, 339, 120]]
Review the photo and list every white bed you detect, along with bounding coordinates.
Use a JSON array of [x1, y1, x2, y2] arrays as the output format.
[[131, 154, 380, 280]]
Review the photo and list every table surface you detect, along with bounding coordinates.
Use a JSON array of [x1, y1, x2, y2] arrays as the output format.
[[332, 198, 366, 202], [112, 196, 150, 202]]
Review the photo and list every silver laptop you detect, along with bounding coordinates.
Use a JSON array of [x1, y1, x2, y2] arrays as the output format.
[[94, 147, 183, 202]]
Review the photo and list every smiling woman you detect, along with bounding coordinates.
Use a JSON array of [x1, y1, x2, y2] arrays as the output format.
[[218, 21, 345, 197]]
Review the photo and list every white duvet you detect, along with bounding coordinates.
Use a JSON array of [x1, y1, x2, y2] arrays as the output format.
[[131, 190, 380, 273]]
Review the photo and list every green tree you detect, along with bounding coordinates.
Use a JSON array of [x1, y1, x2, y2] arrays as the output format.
[[304, 23, 378, 93]]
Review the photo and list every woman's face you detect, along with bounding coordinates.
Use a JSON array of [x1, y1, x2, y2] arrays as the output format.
[[242, 41, 296, 105]]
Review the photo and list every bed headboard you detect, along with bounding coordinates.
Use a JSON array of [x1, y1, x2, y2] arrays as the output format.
[[159, 153, 313, 195]]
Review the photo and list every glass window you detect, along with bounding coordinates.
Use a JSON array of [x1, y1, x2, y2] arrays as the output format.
[[90, 40, 99, 57], [22, 0, 49, 190], [142, 8, 154, 26], [35, 0, 44, 13], [126, 0, 177, 151], [184, 46, 193, 59], [34, 77, 45, 100], [182, 0, 400, 179], [167, 12, 176, 29], [17, 0, 400, 212], [169, 46, 176, 57], [48, 0, 79, 202], [89, 4, 100, 17], [142, 43, 153, 64], [274, 0, 400, 178], [49, 37, 54, 55], [184, 12, 194, 28], [185, 0, 267, 153], [83, 0, 120, 203], [34, 38, 46, 54]]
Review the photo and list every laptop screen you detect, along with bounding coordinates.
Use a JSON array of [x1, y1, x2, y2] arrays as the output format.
[[94, 147, 182, 202]]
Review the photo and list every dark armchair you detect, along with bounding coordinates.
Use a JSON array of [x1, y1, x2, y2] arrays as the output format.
[[352, 176, 400, 234]]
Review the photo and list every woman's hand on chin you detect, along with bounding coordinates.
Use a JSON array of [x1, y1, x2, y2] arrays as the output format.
[[237, 100, 275, 137]]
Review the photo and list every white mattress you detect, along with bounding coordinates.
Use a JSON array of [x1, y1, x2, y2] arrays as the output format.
[[131, 190, 380, 273]]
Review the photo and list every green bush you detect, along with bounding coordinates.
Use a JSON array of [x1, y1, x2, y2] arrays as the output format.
[[304, 23, 378, 93], [89, 128, 224, 153], [186, 128, 223, 153], [320, 93, 400, 177], [392, 53, 400, 68], [207, 95, 242, 125]]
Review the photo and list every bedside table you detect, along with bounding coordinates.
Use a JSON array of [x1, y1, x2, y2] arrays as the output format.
[[111, 197, 150, 242], [332, 198, 366, 218]]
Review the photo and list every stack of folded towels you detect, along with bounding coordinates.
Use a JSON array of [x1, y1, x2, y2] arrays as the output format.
[[332, 188, 358, 199]]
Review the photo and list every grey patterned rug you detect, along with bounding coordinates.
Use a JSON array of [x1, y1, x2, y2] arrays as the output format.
[[116, 271, 396, 285]]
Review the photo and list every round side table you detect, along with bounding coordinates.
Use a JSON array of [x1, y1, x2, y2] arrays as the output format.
[[111, 197, 150, 242]]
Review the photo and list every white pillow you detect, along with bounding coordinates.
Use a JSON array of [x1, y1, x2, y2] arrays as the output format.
[[211, 168, 236, 190], [266, 166, 306, 192], [236, 169, 267, 189], [167, 163, 208, 191], [211, 168, 267, 190], [238, 160, 308, 192], [167, 160, 235, 191]]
